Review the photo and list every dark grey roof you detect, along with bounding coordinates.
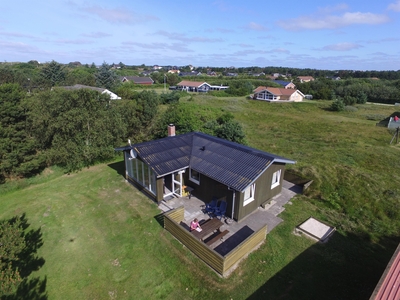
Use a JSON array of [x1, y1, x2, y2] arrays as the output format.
[[121, 76, 154, 84], [274, 80, 291, 86], [58, 84, 105, 93], [116, 132, 295, 192]]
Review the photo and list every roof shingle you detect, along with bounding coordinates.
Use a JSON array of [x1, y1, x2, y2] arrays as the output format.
[[117, 132, 295, 192]]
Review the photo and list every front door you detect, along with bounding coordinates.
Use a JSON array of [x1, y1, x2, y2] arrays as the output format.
[[172, 171, 183, 197]]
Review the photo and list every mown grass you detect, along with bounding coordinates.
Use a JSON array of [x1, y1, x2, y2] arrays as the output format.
[[1, 96, 399, 299]]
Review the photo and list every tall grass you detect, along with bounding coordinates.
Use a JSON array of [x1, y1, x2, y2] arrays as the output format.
[[0, 96, 399, 299]]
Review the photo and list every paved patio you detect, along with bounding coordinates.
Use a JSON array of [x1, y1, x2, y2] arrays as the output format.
[[159, 180, 302, 253]]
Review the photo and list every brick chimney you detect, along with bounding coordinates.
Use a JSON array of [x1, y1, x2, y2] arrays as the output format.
[[168, 124, 175, 137]]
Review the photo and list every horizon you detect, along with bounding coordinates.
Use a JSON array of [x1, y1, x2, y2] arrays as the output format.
[[1, 1, 400, 71]]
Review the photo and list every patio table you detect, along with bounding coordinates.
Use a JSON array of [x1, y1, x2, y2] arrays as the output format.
[[191, 218, 223, 241], [184, 186, 194, 199]]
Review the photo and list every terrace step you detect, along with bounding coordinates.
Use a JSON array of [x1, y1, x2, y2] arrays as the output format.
[[159, 201, 173, 212]]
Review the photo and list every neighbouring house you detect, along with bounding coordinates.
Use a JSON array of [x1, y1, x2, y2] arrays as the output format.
[[168, 69, 180, 74], [326, 76, 341, 80], [121, 76, 154, 85], [141, 70, 153, 76], [225, 72, 238, 77], [252, 86, 305, 102], [179, 71, 202, 77], [176, 80, 229, 92], [370, 243, 400, 300], [57, 84, 121, 100], [115, 128, 295, 222], [274, 80, 296, 89], [297, 76, 315, 83]]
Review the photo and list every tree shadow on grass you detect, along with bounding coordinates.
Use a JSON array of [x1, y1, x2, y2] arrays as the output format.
[[107, 160, 126, 178], [247, 232, 400, 300], [1, 214, 47, 300]]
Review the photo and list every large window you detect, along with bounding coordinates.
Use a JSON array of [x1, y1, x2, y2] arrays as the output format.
[[189, 168, 200, 184], [271, 170, 281, 189], [243, 184, 255, 206], [125, 152, 156, 195]]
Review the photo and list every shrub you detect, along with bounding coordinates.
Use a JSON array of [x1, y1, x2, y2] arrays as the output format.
[[330, 99, 345, 111], [344, 106, 358, 112]]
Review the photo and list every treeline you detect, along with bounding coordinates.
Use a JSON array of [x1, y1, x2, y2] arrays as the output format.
[[0, 82, 246, 183], [298, 77, 400, 104]]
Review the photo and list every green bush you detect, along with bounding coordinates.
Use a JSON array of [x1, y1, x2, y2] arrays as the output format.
[[344, 106, 358, 112], [330, 99, 345, 111]]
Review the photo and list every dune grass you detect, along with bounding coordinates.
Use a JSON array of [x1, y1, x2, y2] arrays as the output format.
[[1, 96, 399, 299]]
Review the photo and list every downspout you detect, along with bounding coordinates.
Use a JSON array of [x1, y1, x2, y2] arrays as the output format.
[[228, 187, 235, 220], [231, 192, 235, 220]]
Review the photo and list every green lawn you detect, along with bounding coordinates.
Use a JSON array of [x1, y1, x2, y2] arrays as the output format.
[[1, 97, 399, 299]]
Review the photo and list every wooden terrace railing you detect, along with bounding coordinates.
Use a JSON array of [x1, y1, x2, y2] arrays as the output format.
[[163, 206, 267, 277]]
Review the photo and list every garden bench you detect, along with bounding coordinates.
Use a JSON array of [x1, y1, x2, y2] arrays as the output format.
[[205, 229, 229, 246]]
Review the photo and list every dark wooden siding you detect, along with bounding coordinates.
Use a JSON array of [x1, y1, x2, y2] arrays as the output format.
[[184, 171, 235, 219], [237, 163, 286, 221], [156, 177, 164, 203]]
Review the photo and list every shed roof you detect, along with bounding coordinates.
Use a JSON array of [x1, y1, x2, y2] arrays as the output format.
[[59, 84, 105, 93], [274, 80, 292, 87], [370, 243, 400, 300], [122, 76, 154, 84], [253, 86, 303, 97], [116, 132, 295, 192], [177, 81, 210, 88]]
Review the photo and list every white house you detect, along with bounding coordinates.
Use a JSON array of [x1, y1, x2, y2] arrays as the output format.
[[252, 87, 304, 102]]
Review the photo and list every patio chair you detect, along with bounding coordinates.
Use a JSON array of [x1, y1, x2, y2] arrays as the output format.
[[205, 197, 218, 214], [214, 201, 227, 219]]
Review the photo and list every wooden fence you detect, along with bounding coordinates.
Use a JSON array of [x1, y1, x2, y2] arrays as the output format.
[[164, 206, 267, 277]]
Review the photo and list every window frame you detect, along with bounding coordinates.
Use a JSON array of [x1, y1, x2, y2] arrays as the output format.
[[271, 169, 282, 189], [189, 168, 200, 185], [243, 183, 256, 206]]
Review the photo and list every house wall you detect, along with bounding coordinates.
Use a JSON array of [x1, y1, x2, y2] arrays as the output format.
[[289, 91, 304, 102], [156, 178, 164, 203], [184, 170, 234, 217], [255, 91, 279, 101], [236, 163, 286, 221]]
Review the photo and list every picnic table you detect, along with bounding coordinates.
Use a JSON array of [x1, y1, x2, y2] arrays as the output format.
[[191, 218, 223, 241]]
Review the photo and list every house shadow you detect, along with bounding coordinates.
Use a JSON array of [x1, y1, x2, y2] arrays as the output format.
[[214, 226, 254, 256], [2, 214, 47, 300], [107, 160, 125, 178], [247, 232, 400, 300]]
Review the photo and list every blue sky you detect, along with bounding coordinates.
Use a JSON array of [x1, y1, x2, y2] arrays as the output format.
[[1, 0, 400, 70]]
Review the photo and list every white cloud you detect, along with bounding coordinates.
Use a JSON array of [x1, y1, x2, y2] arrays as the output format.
[[279, 12, 389, 30], [205, 28, 235, 33], [244, 22, 268, 31], [320, 42, 362, 51], [388, 0, 400, 11], [122, 41, 193, 53], [232, 48, 289, 56], [317, 3, 349, 14], [54, 38, 95, 45], [231, 43, 253, 48], [83, 5, 158, 24], [81, 32, 112, 38], [154, 30, 222, 43]]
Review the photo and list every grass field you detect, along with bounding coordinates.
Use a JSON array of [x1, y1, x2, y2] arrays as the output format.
[[1, 96, 399, 299]]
